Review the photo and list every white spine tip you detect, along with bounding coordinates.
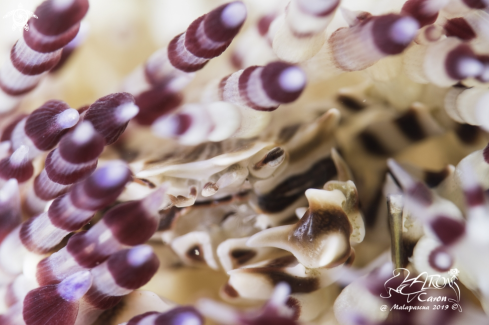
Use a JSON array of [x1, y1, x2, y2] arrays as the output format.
[[390, 17, 419, 45], [279, 67, 306, 92], [433, 251, 452, 269], [269, 282, 291, 307], [10, 145, 29, 165], [71, 121, 95, 144], [56, 108, 80, 130], [127, 245, 153, 267], [458, 57, 484, 78], [0, 179, 19, 202], [94, 161, 129, 188], [221, 2, 247, 28], [152, 115, 180, 139], [176, 313, 201, 325], [57, 270, 92, 302], [116, 103, 139, 124]]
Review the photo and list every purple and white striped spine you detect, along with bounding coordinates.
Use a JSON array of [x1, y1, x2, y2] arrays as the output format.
[[22, 270, 92, 325], [75, 246, 160, 325], [0, 145, 34, 186], [400, 0, 443, 28], [304, 13, 419, 80], [271, 0, 340, 62], [82, 92, 139, 145], [18, 161, 132, 255], [403, 38, 484, 87], [10, 100, 79, 160], [123, 1, 247, 125], [154, 62, 306, 144], [36, 188, 165, 286], [0, 162, 132, 276], [26, 121, 106, 215], [217, 61, 307, 111], [0, 0, 89, 113]]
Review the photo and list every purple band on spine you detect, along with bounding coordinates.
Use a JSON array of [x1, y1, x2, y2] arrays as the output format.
[[10, 42, 61, 76], [372, 14, 414, 55], [32, 0, 89, 36], [168, 34, 209, 72], [0, 78, 37, 96], [430, 216, 465, 245], [445, 44, 478, 80], [185, 16, 231, 59], [84, 287, 123, 310], [44, 150, 97, 185], [462, 0, 487, 8], [0, 157, 33, 183], [261, 61, 305, 104], [58, 130, 105, 164], [25, 100, 72, 151], [36, 258, 60, 285], [103, 201, 158, 246], [134, 86, 182, 126], [238, 66, 268, 111], [444, 18, 476, 41], [67, 231, 110, 268], [83, 92, 136, 145], [107, 249, 160, 289], [401, 0, 438, 27], [48, 195, 93, 231], [23, 22, 80, 54], [204, 2, 245, 42]]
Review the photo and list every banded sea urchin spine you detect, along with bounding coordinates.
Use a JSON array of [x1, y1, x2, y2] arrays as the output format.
[[304, 13, 420, 80], [36, 187, 165, 286], [10, 100, 80, 160], [75, 246, 159, 325], [0, 0, 89, 113], [0, 162, 131, 276], [123, 1, 247, 125], [26, 121, 105, 215], [271, 0, 340, 62]]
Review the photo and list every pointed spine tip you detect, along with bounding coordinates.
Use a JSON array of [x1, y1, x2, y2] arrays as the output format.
[[56, 108, 80, 129], [57, 270, 92, 301], [10, 145, 29, 165], [71, 121, 95, 144], [116, 102, 140, 124], [221, 2, 247, 28], [126, 245, 154, 267]]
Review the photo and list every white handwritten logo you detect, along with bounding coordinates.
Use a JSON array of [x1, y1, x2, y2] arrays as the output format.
[[380, 268, 462, 312], [3, 4, 38, 31]]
